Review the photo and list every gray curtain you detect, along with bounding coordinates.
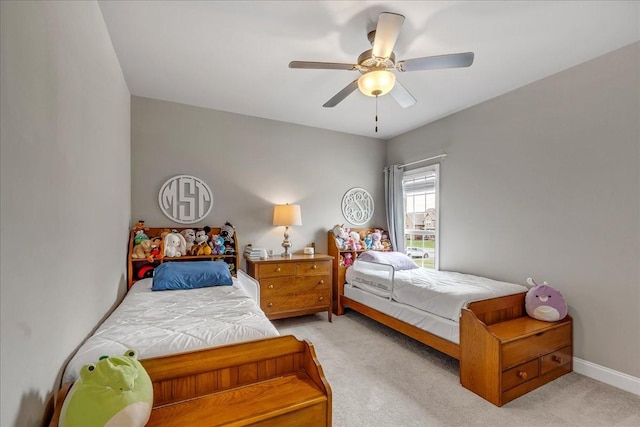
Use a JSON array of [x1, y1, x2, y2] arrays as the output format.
[[384, 165, 405, 253]]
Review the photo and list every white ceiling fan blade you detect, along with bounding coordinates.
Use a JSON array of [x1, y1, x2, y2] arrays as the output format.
[[372, 12, 405, 60], [390, 81, 416, 108], [289, 61, 357, 70], [397, 52, 475, 72], [323, 79, 359, 108]]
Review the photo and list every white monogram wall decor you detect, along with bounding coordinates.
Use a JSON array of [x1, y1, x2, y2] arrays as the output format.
[[158, 175, 213, 224], [341, 187, 374, 225]]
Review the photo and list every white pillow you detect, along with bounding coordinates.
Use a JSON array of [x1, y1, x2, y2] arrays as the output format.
[[357, 251, 419, 271]]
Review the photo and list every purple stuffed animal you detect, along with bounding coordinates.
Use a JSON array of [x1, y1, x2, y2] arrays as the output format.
[[525, 278, 568, 322]]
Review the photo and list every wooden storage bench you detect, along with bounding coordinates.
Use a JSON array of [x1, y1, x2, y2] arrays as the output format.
[[49, 336, 332, 426]]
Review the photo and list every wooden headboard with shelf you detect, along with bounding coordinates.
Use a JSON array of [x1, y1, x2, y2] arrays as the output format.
[[327, 227, 392, 314], [127, 226, 240, 288]]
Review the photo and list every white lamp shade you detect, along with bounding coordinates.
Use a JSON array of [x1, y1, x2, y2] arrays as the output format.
[[273, 204, 302, 226], [357, 70, 396, 97]]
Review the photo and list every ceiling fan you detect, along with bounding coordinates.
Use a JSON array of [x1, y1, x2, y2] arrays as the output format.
[[289, 12, 475, 109]]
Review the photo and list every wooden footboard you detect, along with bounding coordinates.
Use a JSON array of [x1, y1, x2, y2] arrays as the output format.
[[49, 336, 332, 426]]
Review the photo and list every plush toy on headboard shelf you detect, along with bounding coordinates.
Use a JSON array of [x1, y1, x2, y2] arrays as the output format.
[[371, 229, 383, 250], [525, 277, 568, 322], [220, 222, 236, 254], [163, 232, 187, 257], [59, 350, 153, 427]]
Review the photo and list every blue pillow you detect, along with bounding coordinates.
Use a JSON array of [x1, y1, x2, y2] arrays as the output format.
[[152, 261, 233, 291]]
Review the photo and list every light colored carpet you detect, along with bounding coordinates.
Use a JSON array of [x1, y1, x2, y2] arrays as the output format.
[[272, 311, 640, 427]]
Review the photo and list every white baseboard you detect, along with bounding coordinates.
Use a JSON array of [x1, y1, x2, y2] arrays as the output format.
[[573, 357, 640, 395]]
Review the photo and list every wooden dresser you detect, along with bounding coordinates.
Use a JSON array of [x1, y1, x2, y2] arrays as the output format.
[[245, 254, 333, 322], [460, 308, 573, 406]]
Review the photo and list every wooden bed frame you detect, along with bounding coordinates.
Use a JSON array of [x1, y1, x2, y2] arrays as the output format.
[[49, 335, 332, 426], [338, 288, 526, 360]]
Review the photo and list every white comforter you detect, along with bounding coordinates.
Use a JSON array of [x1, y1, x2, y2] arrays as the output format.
[[63, 277, 279, 383], [346, 263, 527, 323]]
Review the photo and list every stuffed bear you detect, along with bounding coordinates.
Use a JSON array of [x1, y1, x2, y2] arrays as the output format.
[[59, 350, 152, 427], [525, 278, 568, 322], [131, 239, 152, 259]]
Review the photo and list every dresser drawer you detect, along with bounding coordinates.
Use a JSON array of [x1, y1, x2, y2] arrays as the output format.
[[502, 324, 572, 369], [262, 290, 331, 314], [256, 263, 296, 278], [260, 275, 330, 294], [502, 359, 539, 391], [296, 260, 331, 276], [541, 346, 572, 375]]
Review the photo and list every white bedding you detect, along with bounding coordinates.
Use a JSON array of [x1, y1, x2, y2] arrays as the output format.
[[346, 260, 527, 323], [63, 273, 279, 383]]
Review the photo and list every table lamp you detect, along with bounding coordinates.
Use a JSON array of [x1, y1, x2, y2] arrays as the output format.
[[273, 203, 302, 258]]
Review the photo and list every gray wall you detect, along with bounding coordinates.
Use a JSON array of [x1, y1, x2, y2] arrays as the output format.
[[388, 42, 640, 378], [131, 96, 387, 266], [0, 2, 131, 426]]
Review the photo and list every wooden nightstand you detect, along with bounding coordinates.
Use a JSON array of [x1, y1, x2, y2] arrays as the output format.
[[245, 254, 333, 322]]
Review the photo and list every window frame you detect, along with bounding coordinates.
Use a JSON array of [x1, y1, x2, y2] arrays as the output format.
[[402, 164, 440, 270]]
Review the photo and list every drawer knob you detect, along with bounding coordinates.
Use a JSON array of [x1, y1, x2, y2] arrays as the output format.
[[517, 371, 528, 380], [319, 280, 324, 284], [312, 264, 317, 269], [268, 284, 274, 289], [267, 302, 273, 307], [275, 267, 281, 272], [552, 355, 563, 364], [318, 296, 324, 301]]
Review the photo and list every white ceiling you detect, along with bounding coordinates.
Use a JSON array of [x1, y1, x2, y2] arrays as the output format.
[[98, 1, 639, 140]]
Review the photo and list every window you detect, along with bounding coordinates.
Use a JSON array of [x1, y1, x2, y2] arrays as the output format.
[[403, 165, 439, 269]]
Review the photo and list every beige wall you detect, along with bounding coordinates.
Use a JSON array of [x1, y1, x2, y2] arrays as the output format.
[[131, 96, 387, 267], [0, 2, 131, 426], [388, 43, 640, 378]]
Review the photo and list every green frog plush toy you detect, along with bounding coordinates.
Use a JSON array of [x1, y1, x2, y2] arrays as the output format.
[[60, 349, 153, 427]]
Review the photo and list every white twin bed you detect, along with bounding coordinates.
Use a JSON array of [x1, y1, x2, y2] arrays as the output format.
[[343, 258, 528, 346], [63, 270, 279, 383]]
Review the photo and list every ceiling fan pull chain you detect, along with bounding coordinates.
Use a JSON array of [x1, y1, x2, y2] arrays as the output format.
[[375, 94, 379, 133]]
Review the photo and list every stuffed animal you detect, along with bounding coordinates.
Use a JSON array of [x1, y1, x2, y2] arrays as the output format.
[[371, 229, 383, 250], [220, 222, 236, 254], [349, 231, 362, 250], [525, 278, 568, 322], [342, 253, 353, 267], [132, 220, 146, 233], [364, 234, 373, 250], [189, 227, 212, 256], [131, 239, 152, 259], [181, 229, 196, 252], [210, 235, 226, 255], [332, 224, 349, 249], [163, 233, 186, 257], [59, 349, 152, 427], [133, 230, 149, 246]]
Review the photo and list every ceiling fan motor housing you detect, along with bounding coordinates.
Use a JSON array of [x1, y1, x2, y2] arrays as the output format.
[[357, 49, 396, 73]]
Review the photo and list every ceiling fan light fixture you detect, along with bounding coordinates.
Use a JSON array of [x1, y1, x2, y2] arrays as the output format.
[[357, 70, 396, 97]]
